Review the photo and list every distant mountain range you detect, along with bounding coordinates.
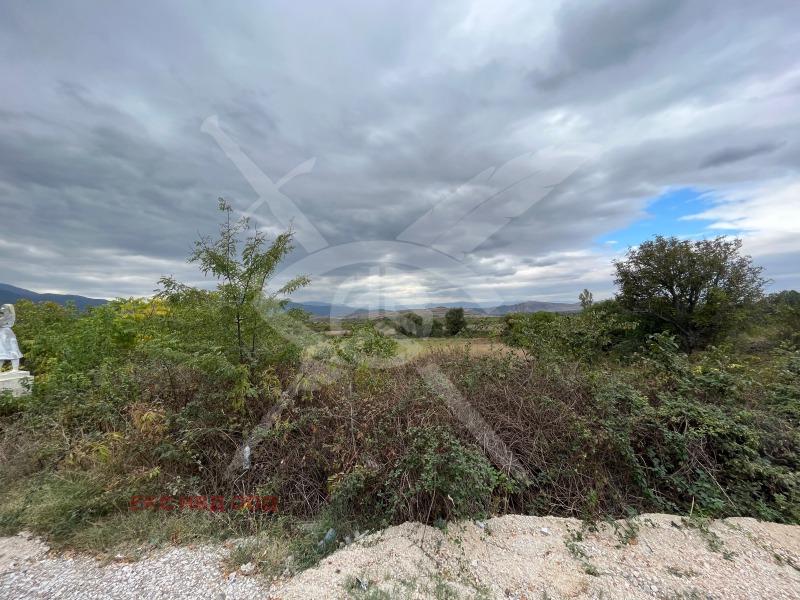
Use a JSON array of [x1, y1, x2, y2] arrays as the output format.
[[286, 301, 364, 318], [289, 299, 581, 320], [0, 283, 107, 311], [1, 284, 580, 317], [485, 300, 582, 315]]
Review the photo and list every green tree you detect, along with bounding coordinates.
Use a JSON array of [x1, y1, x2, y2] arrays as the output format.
[[396, 312, 424, 337], [613, 235, 768, 353], [766, 290, 800, 345], [579, 288, 593, 310], [157, 198, 310, 370], [445, 307, 467, 337], [767, 290, 800, 307], [429, 318, 445, 338]]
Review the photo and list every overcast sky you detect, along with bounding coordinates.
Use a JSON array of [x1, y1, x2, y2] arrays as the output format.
[[1, 0, 798, 308]]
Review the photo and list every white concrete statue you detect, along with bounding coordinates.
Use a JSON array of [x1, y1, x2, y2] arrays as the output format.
[[0, 303, 23, 371]]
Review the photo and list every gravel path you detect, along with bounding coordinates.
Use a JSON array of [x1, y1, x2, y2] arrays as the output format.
[[1, 514, 798, 599]]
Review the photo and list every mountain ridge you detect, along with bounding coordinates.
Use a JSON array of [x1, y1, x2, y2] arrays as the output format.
[[1, 284, 581, 317], [290, 299, 581, 319], [0, 283, 108, 311]]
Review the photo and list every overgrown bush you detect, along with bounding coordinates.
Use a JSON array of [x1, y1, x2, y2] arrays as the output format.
[[501, 305, 639, 363]]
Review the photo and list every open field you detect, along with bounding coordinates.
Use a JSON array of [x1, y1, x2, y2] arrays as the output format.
[[395, 336, 524, 358], [304, 336, 524, 365]]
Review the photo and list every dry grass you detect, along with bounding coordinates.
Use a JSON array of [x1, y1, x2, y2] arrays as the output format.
[[395, 337, 524, 358]]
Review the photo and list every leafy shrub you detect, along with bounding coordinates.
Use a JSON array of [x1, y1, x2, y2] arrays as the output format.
[[502, 306, 637, 363], [395, 313, 425, 337], [382, 425, 508, 522], [330, 323, 398, 366]]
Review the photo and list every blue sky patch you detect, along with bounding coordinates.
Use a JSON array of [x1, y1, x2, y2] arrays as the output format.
[[596, 187, 733, 249]]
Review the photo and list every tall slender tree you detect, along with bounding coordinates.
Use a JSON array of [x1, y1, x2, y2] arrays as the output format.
[[158, 198, 310, 368]]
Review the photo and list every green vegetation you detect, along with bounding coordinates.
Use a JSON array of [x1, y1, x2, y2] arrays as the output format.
[[1, 208, 798, 572], [445, 307, 467, 336], [395, 312, 425, 337], [392, 311, 459, 339], [613, 235, 767, 353], [579, 288, 593, 310]]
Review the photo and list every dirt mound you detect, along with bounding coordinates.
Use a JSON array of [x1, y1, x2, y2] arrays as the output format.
[[271, 513, 800, 599]]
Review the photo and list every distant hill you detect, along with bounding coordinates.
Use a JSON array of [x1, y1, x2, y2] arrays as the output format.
[[0, 286, 580, 317], [290, 299, 581, 320], [287, 301, 366, 318], [0, 283, 108, 311], [485, 300, 581, 315], [419, 301, 492, 311]]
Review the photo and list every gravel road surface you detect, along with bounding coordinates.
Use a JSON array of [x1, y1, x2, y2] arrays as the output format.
[[1, 513, 798, 599]]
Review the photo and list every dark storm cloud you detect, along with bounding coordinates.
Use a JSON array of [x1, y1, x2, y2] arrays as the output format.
[[0, 0, 799, 302]]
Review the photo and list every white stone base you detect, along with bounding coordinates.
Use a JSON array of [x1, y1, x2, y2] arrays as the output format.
[[0, 370, 34, 397]]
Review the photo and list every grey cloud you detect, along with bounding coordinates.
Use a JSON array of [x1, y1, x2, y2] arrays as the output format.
[[0, 0, 799, 302], [700, 142, 785, 169], [530, 0, 800, 118], [57, 81, 129, 120], [535, 0, 687, 89]]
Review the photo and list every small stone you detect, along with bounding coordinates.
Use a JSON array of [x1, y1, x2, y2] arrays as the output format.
[[650, 585, 658, 593], [239, 562, 255, 575], [227, 572, 236, 582], [540, 527, 551, 536], [470, 559, 479, 567], [475, 520, 487, 529]]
